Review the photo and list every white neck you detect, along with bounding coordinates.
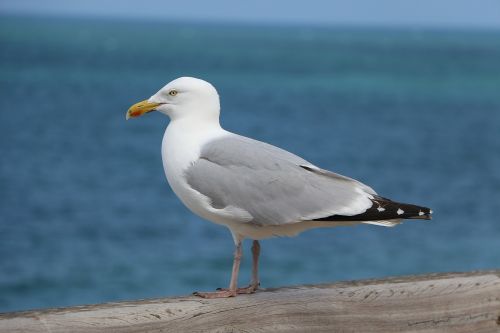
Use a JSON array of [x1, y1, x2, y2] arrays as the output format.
[[160, 116, 229, 214], [161, 117, 228, 181]]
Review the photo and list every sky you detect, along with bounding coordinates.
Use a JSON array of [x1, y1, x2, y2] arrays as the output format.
[[1, 0, 500, 29]]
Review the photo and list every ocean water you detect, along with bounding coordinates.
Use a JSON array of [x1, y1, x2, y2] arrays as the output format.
[[0, 16, 499, 313]]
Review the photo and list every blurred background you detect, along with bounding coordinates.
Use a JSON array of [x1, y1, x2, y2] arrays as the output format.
[[1, 0, 499, 313]]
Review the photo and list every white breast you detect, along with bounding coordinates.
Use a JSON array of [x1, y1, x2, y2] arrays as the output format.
[[161, 120, 236, 224]]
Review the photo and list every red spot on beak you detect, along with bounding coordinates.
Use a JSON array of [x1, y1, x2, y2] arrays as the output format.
[[130, 111, 142, 117]]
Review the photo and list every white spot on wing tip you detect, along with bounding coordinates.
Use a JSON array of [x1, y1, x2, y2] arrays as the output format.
[[397, 208, 404, 215], [377, 207, 385, 212], [419, 211, 424, 216], [430, 210, 433, 214]]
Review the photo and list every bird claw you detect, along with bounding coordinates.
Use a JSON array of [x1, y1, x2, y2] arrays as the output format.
[[193, 290, 237, 299], [194, 283, 259, 298], [216, 284, 259, 294]]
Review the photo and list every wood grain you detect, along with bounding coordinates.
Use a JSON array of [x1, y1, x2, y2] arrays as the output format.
[[1, 271, 499, 333]]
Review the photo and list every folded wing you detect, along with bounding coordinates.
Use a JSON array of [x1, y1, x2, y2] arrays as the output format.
[[185, 134, 384, 226]]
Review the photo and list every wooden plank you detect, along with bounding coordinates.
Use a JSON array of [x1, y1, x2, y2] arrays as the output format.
[[1, 271, 499, 333]]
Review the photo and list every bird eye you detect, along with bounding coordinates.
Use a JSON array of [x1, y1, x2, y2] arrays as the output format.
[[168, 90, 178, 96]]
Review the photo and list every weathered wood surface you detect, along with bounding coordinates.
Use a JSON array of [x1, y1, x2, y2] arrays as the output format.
[[1, 271, 499, 333]]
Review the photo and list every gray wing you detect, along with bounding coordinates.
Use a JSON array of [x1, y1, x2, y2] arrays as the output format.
[[185, 134, 376, 226]]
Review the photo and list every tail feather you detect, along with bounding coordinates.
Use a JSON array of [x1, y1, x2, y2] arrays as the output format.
[[314, 196, 432, 222], [363, 219, 402, 227]]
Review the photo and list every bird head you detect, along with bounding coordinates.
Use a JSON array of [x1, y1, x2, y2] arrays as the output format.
[[126, 77, 220, 122]]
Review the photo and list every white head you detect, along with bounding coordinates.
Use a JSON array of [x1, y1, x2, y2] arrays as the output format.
[[126, 77, 220, 123]]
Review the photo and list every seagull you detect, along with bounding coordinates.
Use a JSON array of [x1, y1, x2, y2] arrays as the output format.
[[126, 77, 432, 298]]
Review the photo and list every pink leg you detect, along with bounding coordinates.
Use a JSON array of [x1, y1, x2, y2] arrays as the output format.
[[219, 240, 261, 295], [193, 241, 242, 298], [250, 240, 260, 289]]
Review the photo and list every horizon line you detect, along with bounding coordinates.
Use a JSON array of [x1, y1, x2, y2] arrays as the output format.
[[2, 12, 500, 33]]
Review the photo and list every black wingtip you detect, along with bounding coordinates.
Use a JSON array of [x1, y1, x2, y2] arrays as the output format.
[[314, 196, 433, 222], [406, 207, 433, 220]]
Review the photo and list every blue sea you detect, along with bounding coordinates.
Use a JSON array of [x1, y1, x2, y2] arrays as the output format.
[[1, 16, 499, 313]]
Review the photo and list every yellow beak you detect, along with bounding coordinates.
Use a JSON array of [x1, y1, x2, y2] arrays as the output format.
[[126, 100, 161, 120]]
